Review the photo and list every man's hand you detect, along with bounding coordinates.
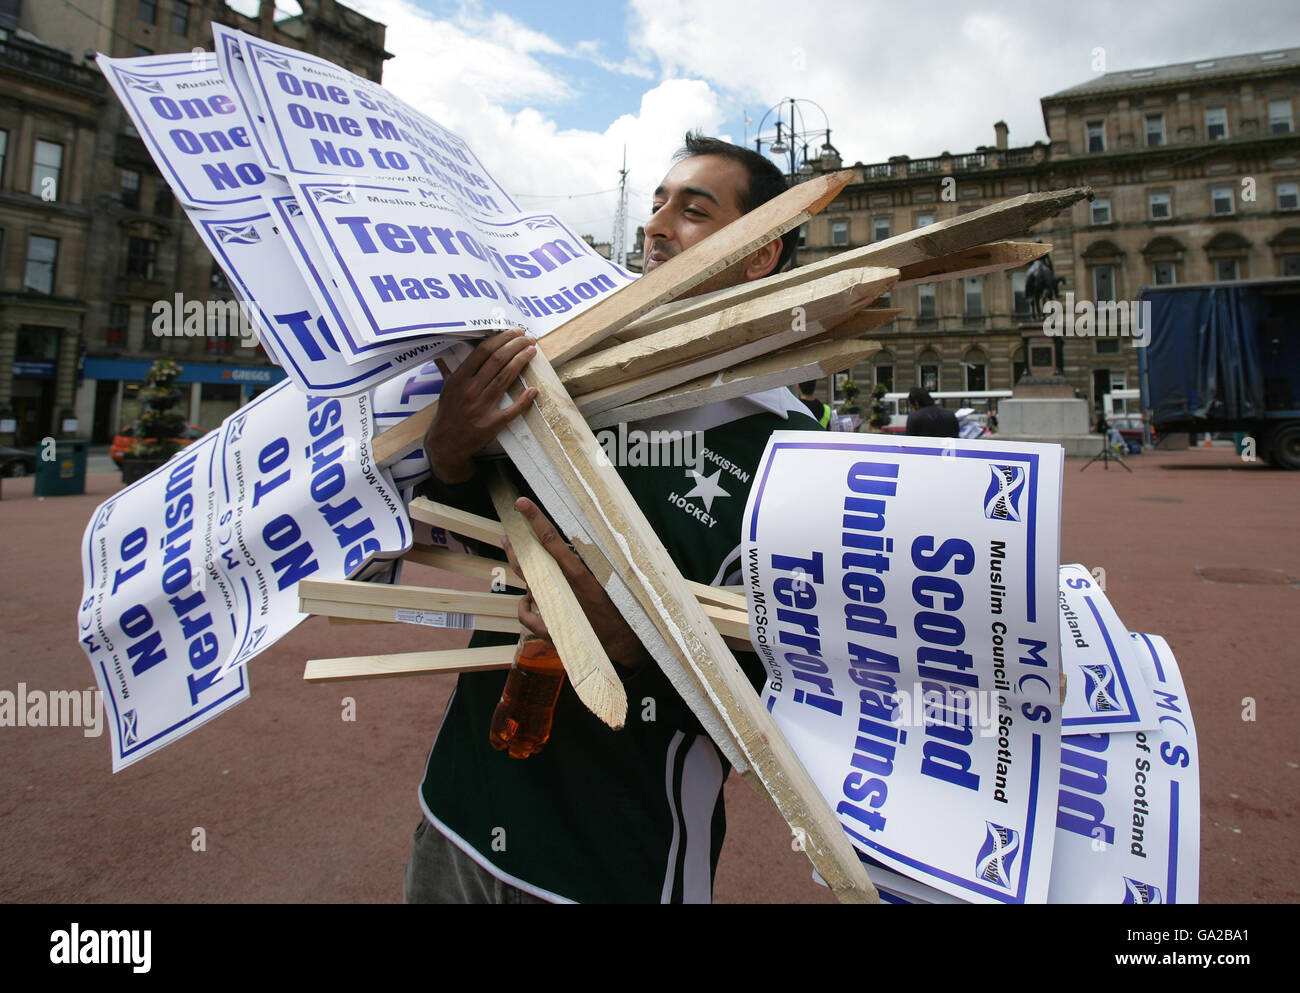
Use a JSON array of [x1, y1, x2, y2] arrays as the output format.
[[502, 497, 652, 672], [424, 328, 539, 484]]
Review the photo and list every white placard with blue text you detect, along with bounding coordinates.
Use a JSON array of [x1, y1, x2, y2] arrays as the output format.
[[287, 176, 635, 345], [97, 51, 273, 208], [743, 433, 1064, 903], [1058, 563, 1160, 734], [1048, 632, 1200, 902]]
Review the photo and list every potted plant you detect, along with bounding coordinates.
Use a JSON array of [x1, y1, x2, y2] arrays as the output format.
[[839, 377, 861, 415], [120, 358, 186, 484], [867, 381, 890, 432]]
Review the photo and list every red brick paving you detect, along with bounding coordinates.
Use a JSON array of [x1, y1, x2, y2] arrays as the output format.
[[0, 446, 1296, 903]]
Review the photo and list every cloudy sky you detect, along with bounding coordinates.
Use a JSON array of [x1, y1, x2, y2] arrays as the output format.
[[290, 0, 1300, 248]]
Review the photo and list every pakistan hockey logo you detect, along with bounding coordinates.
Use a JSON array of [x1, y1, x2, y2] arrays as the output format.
[[1081, 663, 1121, 712], [976, 821, 1020, 888], [1122, 877, 1163, 904], [984, 465, 1026, 522]]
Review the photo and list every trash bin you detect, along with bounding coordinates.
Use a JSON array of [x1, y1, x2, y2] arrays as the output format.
[[33, 440, 87, 496]]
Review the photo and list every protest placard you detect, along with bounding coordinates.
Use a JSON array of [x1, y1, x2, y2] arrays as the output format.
[[78, 381, 411, 767], [370, 360, 443, 489], [97, 51, 273, 208], [742, 433, 1064, 903], [288, 175, 635, 345], [1047, 632, 1200, 902], [190, 199, 443, 393], [213, 25, 517, 218], [212, 24, 283, 173], [1058, 563, 1160, 734]]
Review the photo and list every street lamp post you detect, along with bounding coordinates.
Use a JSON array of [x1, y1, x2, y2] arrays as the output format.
[[753, 97, 835, 181]]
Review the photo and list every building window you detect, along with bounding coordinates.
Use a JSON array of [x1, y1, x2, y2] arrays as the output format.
[[873, 217, 890, 241], [126, 237, 158, 280], [1096, 338, 1120, 354], [1212, 186, 1234, 215], [0, 130, 7, 187], [153, 183, 174, 217], [31, 139, 62, 199], [210, 261, 230, 292], [1149, 191, 1171, 220], [171, 0, 191, 36], [916, 213, 934, 229], [796, 225, 806, 248], [964, 354, 987, 392], [1152, 260, 1176, 285], [1012, 272, 1030, 315], [133, 45, 153, 57], [121, 168, 141, 210], [963, 275, 983, 320], [138, 0, 157, 23], [1215, 258, 1240, 281], [1086, 120, 1106, 153], [919, 363, 939, 391], [1278, 181, 1299, 211], [874, 364, 893, 391], [917, 283, 936, 324], [1281, 254, 1300, 277], [1093, 264, 1116, 301], [1145, 114, 1165, 147], [108, 302, 131, 346], [830, 221, 848, 246], [24, 235, 57, 294], [1270, 98, 1293, 134], [1205, 106, 1228, 141], [1091, 197, 1111, 224]]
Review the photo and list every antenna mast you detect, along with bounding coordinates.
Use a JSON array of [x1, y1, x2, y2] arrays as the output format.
[[612, 145, 628, 268]]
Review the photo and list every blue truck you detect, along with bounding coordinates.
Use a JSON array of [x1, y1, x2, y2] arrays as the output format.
[[1139, 277, 1300, 469]]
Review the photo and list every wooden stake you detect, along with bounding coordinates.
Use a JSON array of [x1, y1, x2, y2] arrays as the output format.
[[893, 241, 1051, 288], [486, 465, 627, 730], [497, 350, 879, 903], [304, 644, 517, 682]]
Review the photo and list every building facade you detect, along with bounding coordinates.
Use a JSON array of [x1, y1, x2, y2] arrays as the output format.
[[799, 47, 1300, 422], [0, 0, 389, 447]]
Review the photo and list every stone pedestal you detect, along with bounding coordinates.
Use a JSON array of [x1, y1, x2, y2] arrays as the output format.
[[997, 398, 1101, 456]]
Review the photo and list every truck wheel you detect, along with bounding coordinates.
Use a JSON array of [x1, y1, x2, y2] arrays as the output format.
[[1269, 424, 1300, 470]]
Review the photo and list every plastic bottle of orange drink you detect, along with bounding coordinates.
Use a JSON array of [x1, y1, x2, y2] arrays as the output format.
[[488, 636, 566, 758]]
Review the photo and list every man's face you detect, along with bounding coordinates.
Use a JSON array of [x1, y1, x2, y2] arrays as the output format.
[[643, 154, 759, 290]]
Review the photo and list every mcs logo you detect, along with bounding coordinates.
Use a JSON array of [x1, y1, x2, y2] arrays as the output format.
[[1081, 664, 1120, 712], [976, 821, 1021, 888], [1122, 877, 1163, 904], [984, 465, 1026, 522]]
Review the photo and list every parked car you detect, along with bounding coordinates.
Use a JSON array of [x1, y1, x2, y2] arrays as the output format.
[[0, 444, 38, 477], [109, 423, 208, 464], [1109, 415, 1153, 449]]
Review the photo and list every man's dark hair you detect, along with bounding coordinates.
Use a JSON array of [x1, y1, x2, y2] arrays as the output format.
[[798, 380, 818, 395], [908, 387, 934, 408], [675, 132, 798, 272]]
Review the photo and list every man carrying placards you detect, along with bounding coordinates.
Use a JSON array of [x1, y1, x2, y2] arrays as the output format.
[[404, 134, 823, 904]]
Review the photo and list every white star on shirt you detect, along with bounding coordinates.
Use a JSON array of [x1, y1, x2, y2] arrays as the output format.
[[683, 467, 730, 512]]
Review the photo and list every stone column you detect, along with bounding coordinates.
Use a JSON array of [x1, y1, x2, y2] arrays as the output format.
[[55, 325, 82, 437], [0, 323, 17, 445]]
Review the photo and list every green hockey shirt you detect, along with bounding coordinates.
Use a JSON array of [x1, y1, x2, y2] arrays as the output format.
[[418, 396, 820, 903]]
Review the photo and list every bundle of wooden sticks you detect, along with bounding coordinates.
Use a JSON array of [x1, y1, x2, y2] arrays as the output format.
[[298, 172, 1092, 903]]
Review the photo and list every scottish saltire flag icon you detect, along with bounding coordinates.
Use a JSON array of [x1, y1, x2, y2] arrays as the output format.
[[227, 413, 247, 443], [97, 502, 115, 529], [312, 186, 355, 204], [214, 224, 261, 245], [525, 217, 559, 230], [1122, 877, 1163, 904], [984, 464, 1026, 521], [122, 709, 139, 747], [120, 73, 164, 93], [256, 51, 290, 70], [1081, 663, 1120, 712], [234, 626, 268, 665], [976, 821, 1021, 888], [285, 200, 303, 217]]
